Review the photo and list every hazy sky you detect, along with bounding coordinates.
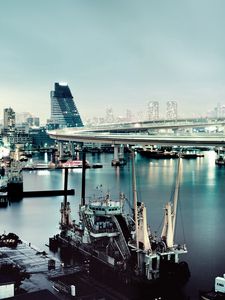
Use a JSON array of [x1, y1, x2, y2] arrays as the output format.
[[1, 0, 225, 123]]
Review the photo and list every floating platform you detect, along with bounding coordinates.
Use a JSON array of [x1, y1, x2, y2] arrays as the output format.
[[22, 164, 102, 171]]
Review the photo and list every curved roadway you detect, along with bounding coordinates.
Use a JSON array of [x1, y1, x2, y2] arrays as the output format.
[[48, 128, 225, 147]]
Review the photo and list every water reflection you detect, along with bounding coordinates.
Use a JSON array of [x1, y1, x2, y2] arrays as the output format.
[[0, 151, 225, 299]]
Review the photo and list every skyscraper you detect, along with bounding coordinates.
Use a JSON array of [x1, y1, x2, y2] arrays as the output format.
[[50, 82, 83, 128], [105, 107, 114, 123], [3, 107, 16, 133], [147, 101, 159, 120], [166, 101, 177, 120]]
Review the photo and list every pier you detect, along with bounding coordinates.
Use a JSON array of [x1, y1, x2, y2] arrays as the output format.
[[22, 189, 75, 198]]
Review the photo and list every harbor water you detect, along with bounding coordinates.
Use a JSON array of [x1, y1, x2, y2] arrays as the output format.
[[0, 150, 225, 299]]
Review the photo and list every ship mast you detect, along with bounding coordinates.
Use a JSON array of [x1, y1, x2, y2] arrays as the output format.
[[172, 154, 181, 236], [131, 151, 139, 249], [60, 166, 72, 227], [81, 149, 86, 206]]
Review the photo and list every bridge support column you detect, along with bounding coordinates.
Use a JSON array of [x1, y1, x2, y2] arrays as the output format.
[[119, 145, 124, 160], [114, 145, 119, 160], [69, 141, 74, 158], [111, 145, 119, 166], [111, 145, 126, 166], [58, 142, 64, 160], [76, 143, 82, 160]]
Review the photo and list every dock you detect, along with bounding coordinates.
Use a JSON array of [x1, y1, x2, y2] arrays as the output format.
[[0, 240, 129, 299], [23, 189, 75, 197]]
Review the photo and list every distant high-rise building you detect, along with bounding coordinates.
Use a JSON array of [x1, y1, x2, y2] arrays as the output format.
[[126, 109, 132, 122], [215, 103, 225, 118], [3, 107, 15, 133], [50, 82, 83, 128], [27, 117, 40, 127], [166, 101, 177, 120], [147, 101, 159, 120], [105, 107, 114, 123], [16, 112, 32, 124]]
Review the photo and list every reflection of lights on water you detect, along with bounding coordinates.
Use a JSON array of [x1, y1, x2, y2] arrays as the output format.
[[70, 168, 82, 173], [207, 150, 217, 166], [44, 153, 48, 163], [115, 166, 120, 177], [196, 156, 204, 170], [37, 170, 51, 176]]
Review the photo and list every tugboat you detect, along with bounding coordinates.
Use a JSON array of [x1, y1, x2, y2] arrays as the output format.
[[54, 151, 190, 297]]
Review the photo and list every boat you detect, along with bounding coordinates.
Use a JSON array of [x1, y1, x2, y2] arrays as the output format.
[[92, 163, 103, 168], [139, 149, 179, 159], [60, 159, 90, 168], [181, 152, 204, 159], [52, 151, 189, 297], [199, 274, 225, 300], [215, 156, 225, 166], [111, 158, 127, 166]]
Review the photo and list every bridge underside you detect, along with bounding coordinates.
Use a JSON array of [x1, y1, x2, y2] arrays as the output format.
[[48, 131, 225, 147]]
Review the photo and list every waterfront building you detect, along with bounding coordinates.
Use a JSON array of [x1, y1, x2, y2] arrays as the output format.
[[166, 101, 177, 120], [50, 82, 83, 128], [147, 101, 159, 120], [30, 127, 55, 149], [46, 120, 60, 131], [16, 112, 32, 124], [27, 117, 40, 127], [2, 133, 32, 148], [3, 108, 15, 134]]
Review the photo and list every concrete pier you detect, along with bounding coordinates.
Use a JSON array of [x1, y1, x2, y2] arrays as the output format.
[[22, 189, 75, 198]]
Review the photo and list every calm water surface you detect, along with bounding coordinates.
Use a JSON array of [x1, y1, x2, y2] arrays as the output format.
[[0, 151, 224, 299]]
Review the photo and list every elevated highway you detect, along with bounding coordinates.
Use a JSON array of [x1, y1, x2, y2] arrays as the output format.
[[48, 130, 225, 147], [48, 117, 225, 147], [80, 117, 225, 133]]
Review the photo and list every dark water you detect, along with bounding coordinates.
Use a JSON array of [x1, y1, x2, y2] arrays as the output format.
[[0, 150, 224, 299]]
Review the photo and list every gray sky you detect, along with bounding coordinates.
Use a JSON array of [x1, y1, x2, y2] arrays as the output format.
[[0, 0, 225, 123]]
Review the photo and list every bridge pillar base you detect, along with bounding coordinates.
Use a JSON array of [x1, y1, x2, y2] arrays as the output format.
[[112, 145, 126, 166]]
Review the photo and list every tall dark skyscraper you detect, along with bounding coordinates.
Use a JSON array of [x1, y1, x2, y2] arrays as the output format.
[[50, 82, 83, 128]]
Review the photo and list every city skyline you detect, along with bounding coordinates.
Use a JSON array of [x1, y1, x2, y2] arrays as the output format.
[[1, 0, 225, 123]]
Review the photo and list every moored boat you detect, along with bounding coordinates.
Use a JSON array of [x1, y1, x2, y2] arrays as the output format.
[[181, 152, 205, 159], [52, 151, 190, 297], [215, 156, 225, 166], [60, 159, 90, 168], [139, 149, 178, 159]]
